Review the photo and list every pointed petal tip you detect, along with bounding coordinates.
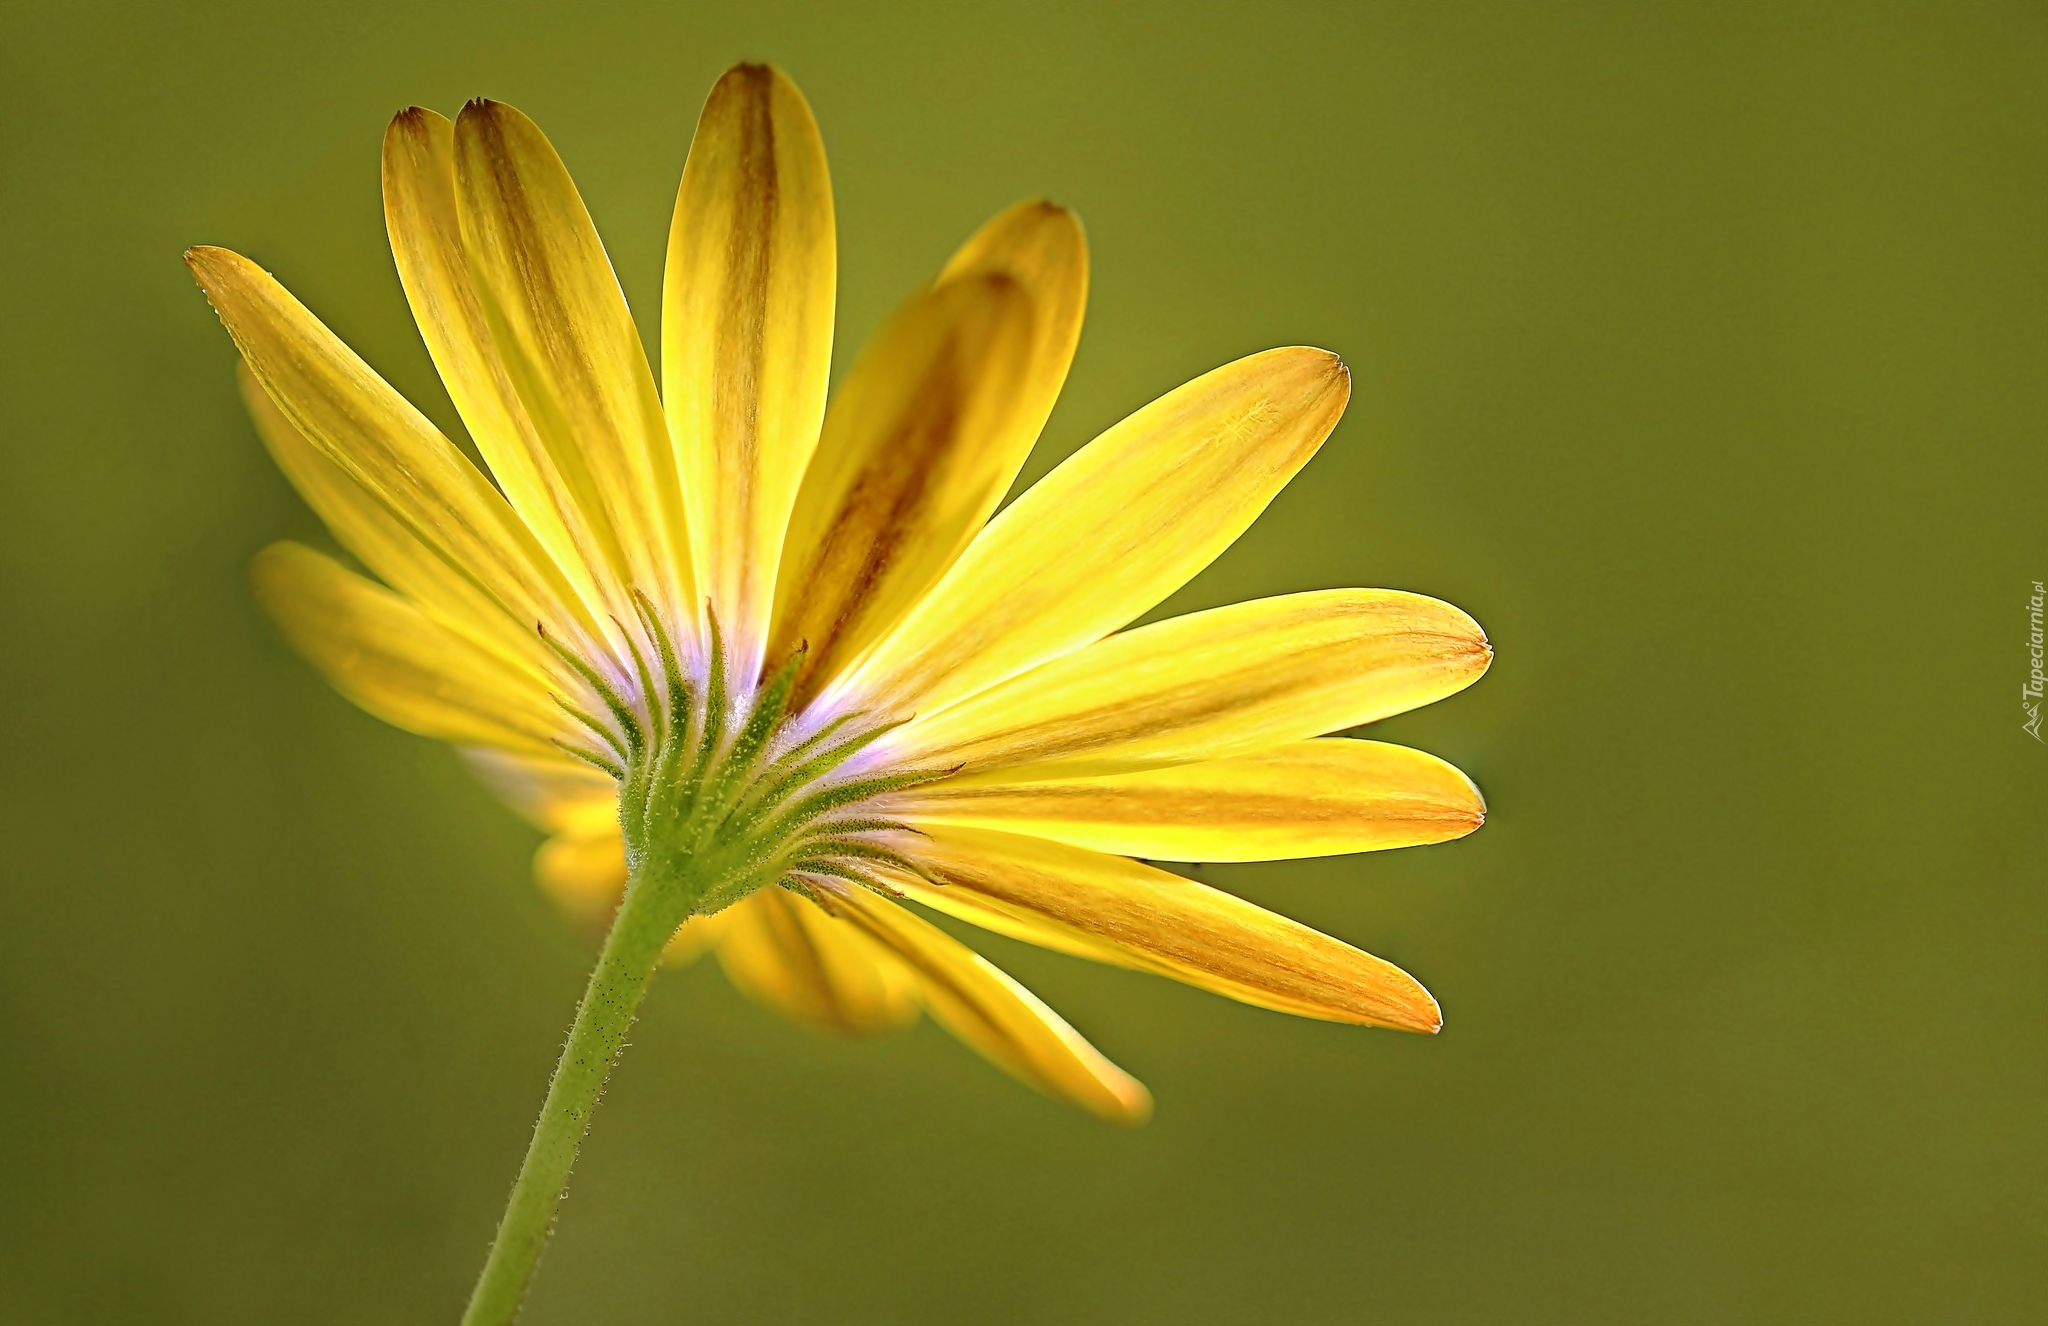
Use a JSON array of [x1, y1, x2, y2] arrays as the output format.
[[1021, 197, 1077, 222], [182, 244, 247, 297], [713, 61, 786, 100], [1393, 977, 1443, 1035], [1033, 199, 1086, 247], [1467, 625, 1495, 676], [703, 63, 818, 125], [456, 98, 525, 134], [1103, 1077, 1155, 1126], [1418, 600, 1492, 677], [1423, 759, 1487, 837], [1325, 350, 1352, 394], [1262, 345, 1352, 403], [457, 98, 513, 130], [385, 106, 446, 147], [246, 537, 299, 581]]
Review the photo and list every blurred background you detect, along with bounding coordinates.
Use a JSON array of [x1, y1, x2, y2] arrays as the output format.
[[3, 1, 2044, 1321]]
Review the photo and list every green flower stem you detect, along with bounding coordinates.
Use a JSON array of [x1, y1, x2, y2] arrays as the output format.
[[459, 861, 695, 1326]]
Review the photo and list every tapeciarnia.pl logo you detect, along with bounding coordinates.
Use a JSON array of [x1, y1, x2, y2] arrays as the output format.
[[2026, 580, 2045, 742]]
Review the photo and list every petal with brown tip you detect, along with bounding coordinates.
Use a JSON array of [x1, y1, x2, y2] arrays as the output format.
[[716, 886, 920, 1035], [186, 246, 602, 656], [769, 200, 1087, 700], [891, 824, 1443, 1033], [819, 882, 1153, 1122], [452, 100, 694, 631], [836, 347, 1350, 720]]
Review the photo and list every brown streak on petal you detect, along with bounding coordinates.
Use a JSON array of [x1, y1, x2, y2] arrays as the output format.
[[772, 274, 1027, 698], [468, 106, 566, 376], [711, 66, 778, 612], [899, 826, 1444, 1033], [839, 347, 1351, 720], [666, 63, 834, 675]]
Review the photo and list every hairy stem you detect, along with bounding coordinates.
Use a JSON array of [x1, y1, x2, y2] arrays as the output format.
[[459, 863, 690, 1326]]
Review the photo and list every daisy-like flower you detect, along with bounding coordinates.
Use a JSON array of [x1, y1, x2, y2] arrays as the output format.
[[189, 63, 1489, 1322]]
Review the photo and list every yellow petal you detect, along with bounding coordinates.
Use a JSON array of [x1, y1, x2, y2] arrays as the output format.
[[663, 911, 733, 967], [462, 747, 618, 837], [834, 347, 1350, 719], [528, 825, 723, 963], [937, 200, 1088, 438], [238, 363, 558, 681], [383, 108, 650, 637], [664, 64, 835, 678], [449, 101, 694, 632], [820, 882, 1152, 1123], [249, 541, 562, 754], [893, 738, 1485, 862], [769, 202, 1086, 701], [187, 246, 601, 656], [890, 825, 1443, 1033], [885, 589, 1490, 778], [936, 199, 1089, 371], [767, 275, 1032, 695], [533, 833, 627, 923], [715, 886, 920, 1035]]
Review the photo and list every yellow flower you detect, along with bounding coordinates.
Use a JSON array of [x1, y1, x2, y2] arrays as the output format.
[[189, 64, 1490, 1126]]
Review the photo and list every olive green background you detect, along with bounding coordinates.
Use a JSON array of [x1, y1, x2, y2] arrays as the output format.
[[3, 1, 2043, 1322]]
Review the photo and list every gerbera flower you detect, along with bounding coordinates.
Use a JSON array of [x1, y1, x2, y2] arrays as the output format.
[[188, 63, 1489, 1319]]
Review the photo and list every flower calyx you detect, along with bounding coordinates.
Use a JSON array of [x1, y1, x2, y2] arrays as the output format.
[[542, 593, 943, 926]]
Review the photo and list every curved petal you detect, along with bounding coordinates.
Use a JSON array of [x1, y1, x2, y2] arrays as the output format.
[[664, 63, 835, 679], [460, 747, 718, 964], [716, 886, 920, 1035], [832, 347, 1350, 721], [936, 198, 1089, 370], [383, 107, 655, 639], [451, 100, 693, 633], [527, 825, 724, 963], [819, 881, 1152, 1123], [238, 363, 558, 680], [533, 833, 628, 923], [883, 589, 1490, 778], [889, 825, 1442, 1033], [769, 202, 1086, 701], [249, 541, 562, 754], [187, 246, 602, 657], [663, 911, 733, 966], [461, 747, 618, 837], [892, 738, 1485, 862], [767, 274, 1033, 695]]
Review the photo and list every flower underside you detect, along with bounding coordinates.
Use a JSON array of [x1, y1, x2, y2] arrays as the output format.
[[190, 61, 1498, 1324], [194, 63, 1493, 1130], [544, 596, 941, 922]]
